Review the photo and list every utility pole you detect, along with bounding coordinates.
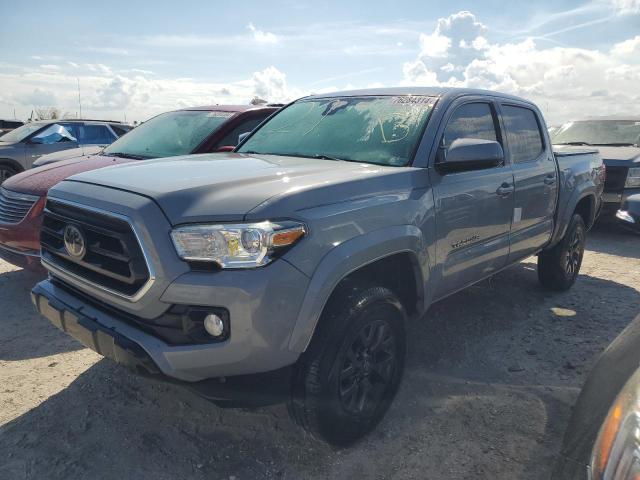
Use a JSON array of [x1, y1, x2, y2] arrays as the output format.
[[77, 78, 83, 119]]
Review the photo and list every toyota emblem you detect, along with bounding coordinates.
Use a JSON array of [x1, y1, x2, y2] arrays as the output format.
[[63, 224, 86, 260]]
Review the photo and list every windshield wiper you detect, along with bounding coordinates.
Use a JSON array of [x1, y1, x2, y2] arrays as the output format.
[[241, 151, 358, 162], [555, 141, 593, 146], [590, 143, 637, 147], [106, 152, 149, 160], [310, 154, 346, 161]]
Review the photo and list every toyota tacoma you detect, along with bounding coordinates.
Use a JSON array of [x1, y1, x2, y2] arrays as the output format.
[[32, 88, 604, 445]]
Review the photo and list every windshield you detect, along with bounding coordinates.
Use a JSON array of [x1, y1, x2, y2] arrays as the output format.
[[238, 96, 436, 166], [0, 123, 45, 142], [103, 110, 234, 158], [552, 120, 640, 146]]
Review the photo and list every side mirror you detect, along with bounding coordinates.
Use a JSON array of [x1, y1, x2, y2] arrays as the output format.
[[437, 138, 504, 173], [238, 131, 251, 144], [215, 145, 235, 153]]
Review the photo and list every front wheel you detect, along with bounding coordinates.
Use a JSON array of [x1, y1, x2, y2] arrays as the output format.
[[0, 164, 19, 184], [288, 284, 406, 446], [538, 213, 586, 291]]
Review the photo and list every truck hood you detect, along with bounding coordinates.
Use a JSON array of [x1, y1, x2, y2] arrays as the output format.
[[597, 146, 640, 167], [3, 154, 133, 196], [64, 153, 411, 224]]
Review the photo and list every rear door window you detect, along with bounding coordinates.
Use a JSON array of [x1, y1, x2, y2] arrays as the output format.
[[502, 106, 544, 163], [79, 124, 116, 145], [110, 124, 132, 137], [214, 114, 271, 149], [31, 124, 78, 144]]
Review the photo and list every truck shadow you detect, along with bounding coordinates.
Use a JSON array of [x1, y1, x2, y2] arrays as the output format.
[[0, 267, 84, 361], [1, 263, 638, 479], [588, 222, 640, 259]]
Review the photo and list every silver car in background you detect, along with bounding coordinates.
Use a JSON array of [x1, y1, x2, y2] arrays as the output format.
[[0, 120, 131, 182]]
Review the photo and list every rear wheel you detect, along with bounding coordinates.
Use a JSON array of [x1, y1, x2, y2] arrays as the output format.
[[538, 213, 586, 291], [0, 164, 19, 184], [288, 283, 406, 446]]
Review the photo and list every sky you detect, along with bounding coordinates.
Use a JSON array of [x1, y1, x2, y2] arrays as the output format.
[[0, 0, 639, 125]]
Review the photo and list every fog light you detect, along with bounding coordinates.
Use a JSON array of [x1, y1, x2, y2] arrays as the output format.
[[203, 313, 225, 337]]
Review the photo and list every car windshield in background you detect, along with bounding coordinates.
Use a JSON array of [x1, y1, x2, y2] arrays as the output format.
[[0, 123, 44, 142], [103, 110, 234, 159], [553, 120, 640, 146], [238, 96, 436, 166]]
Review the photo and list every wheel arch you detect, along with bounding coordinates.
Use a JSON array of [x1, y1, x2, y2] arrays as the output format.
[[574, 194, 595, 229], [287, 225, 430, 353], [0, 157, 25, 174], [549, 190, 597, 248]]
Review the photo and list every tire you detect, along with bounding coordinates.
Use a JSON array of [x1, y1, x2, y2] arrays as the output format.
[[538, 213, 586, 291], [0, 163, 19, 184], [288, 282, 406, 446]]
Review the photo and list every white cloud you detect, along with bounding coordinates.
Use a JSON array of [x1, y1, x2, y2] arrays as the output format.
[[612, 35, 640, 56], [418, 31, 451, 58], [40, 64, 60, 70], [247, 23, 278, 44], [402, 11, 640, 123], [471, 36, 489, 50], [84, 63, 113, 75], [17, 88, 57, 106], [402, 60, 439, 85], [612, 0, 640, 15], [0, 63, 298, 122], [251, 66, 299, 101]]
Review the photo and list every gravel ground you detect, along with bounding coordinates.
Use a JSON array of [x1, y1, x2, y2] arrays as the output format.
[[1, 224, 638, 480]]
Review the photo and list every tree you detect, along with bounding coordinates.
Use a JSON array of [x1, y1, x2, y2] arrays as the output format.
[[33, 107, 71, 120]]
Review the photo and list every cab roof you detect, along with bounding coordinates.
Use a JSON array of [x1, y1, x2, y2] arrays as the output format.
[[181, 104, 281, 113], [304, 86, 532, 104], [577, 116, 640, 122]]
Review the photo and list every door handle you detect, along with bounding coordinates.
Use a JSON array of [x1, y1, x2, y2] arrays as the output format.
[[544, 175, 556, 185], [496, 183, 514, 197]]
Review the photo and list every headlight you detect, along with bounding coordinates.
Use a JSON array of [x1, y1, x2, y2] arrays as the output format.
[[625, 168, 640, 188], [170, 221, 306, 268], [591, 369, 640, 479]]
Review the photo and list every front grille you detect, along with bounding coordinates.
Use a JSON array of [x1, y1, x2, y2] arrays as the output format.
[[0, 188, 38, 224], [604, 165, 628, 193], [41, 200, 150, 297]]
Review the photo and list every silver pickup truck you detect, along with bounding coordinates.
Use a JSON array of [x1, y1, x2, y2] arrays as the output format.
[[32, 88, 604, 445]]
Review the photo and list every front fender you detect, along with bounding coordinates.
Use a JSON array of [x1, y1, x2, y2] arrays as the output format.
[[287, 225, 429, 353]]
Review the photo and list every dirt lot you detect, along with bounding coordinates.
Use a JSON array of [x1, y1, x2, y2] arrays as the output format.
[[1, 224, 638, 480]]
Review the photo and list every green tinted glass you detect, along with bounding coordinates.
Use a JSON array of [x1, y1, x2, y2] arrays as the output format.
[[104, 110, 233, 158], [239, 96, 435, 166]]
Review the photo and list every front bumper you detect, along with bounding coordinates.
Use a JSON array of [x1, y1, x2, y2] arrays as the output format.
[[616, 193, 640, 232], [602, 188, 640, 211], [32, 269, 305, 381], [0, 243, 44, 271], [0, 195, 45, 271], [31, 280, 294, 406]]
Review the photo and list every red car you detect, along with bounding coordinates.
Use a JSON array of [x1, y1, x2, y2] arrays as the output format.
[[0, 104, 279, 270]]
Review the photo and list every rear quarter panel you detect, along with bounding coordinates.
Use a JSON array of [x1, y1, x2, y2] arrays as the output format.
[[550, 147, 604, 245]]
